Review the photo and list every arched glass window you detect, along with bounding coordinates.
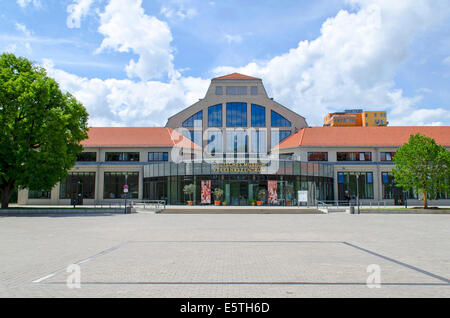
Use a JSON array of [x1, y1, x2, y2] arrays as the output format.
[[226, 103, 247, 127], [207, 130, 223, 155], [251, 129, 267, 154], [271, 130, 291, 146], [251, 104, 266, 127], [226, 130, 248, 153], [182, 111, 203, 127], [271, 111, 291, 127], [208, 104, 222, 127]]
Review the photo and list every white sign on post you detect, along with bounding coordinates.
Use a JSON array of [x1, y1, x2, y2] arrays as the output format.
[[298, 191, 308, 203]]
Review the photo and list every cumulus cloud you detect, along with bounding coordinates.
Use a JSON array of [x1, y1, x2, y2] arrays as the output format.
[[67, 0, 94, 29], [42, 59, 209, 127], [96, 0, 175, 81], [16, 0, 41, 8], [40, 0, 450, 128], [214, 0, 450, 126]]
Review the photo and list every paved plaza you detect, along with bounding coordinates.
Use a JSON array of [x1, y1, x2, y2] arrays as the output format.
[[0, 211, 449, 298]]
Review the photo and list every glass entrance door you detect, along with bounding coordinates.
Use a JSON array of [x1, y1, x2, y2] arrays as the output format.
[[227, 181, 248, 206]]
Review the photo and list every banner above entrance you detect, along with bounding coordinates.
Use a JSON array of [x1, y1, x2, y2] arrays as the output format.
[[212, 163, 266, 174]]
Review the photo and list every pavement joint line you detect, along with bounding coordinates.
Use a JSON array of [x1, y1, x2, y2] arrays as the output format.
[[31, 241, 129, 284], [127, 240, 344, 244], [341, 241, 450, 284], [30, 240, 450, 287], [35, 282, 450, 286]]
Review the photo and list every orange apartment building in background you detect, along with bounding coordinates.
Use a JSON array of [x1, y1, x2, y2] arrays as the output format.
[[324, 109, 388, 127]]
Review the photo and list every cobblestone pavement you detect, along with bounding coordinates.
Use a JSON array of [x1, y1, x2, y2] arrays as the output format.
[[0, 212, 449, 297]]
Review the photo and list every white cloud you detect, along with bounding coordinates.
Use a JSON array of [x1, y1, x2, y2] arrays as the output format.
[[214, 0, 450, 126], [443, 56, 450, 66], [15, 23, 32, 37], [36, 0, 450, 129], [224, 34, 243, 44], [160, 6, 198, 21], [42, 59, 209, 127], [8, 23, 33, 54], [96, 0, 175, 81], [16, 0, 41, 8], [67, 0, 94, 29]]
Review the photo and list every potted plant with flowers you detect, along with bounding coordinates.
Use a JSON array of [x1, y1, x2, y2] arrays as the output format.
[[183, 184, 195, 205], [213, 188, 224, 206], [257, 189, 266, 206]]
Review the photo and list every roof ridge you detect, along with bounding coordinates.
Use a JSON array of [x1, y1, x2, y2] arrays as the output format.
[[213, 72, 260, 80]]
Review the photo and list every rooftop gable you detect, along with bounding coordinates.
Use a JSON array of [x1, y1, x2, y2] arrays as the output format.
[[213, 73, 260, 80]]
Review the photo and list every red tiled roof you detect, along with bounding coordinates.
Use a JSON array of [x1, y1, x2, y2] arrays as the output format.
[[277, 126, 450, 149], [81, 127, 199, 149], [213, 73, 260, 80]]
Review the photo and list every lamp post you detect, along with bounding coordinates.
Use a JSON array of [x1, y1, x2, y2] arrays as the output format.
[[356, 174, 360, 214], [124, 173, 129, 214]]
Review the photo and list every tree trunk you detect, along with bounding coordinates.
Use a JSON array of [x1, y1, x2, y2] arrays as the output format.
[[423, 189, 428, 209], [1, 186, 12, 209]]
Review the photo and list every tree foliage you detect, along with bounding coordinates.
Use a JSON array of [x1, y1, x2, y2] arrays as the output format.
[[392, 133, 450, 208], [0, 53, 89, 208]]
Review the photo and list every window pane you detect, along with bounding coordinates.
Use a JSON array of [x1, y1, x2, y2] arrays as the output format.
[[308, 152, 328, 161], [28, 190, 51, 199], [149, 152, 169, 162], [251, 129, 267, 154], [337, 152, 372, 162], [226, 86, 248, 95], [59, 172, 96, 199], [216, 86, 223, 95], [76, 152, 97, 162], [207, 131, 223, 155], [250, 86, 258, 95], [182, 111, 203, 127], [271, 130, 291, 146], [106, 152, 140, 162], [226, 130, 247, 153], [251, 104, 266, 127], [226, 103, 247, 127], [103, 172, 139, 199], [208, 104, 222, 127], [271, 111, 291, 127]]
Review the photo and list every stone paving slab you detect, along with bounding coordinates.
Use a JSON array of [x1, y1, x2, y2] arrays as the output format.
[[0, 213, 449, 297]]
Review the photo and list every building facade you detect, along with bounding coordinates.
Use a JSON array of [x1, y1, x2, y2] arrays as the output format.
[[18, 74, 450, 206], [324, 109, 388, 127]]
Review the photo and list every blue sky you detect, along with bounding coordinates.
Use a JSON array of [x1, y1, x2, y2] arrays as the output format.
[[1, 0, 450, 127]]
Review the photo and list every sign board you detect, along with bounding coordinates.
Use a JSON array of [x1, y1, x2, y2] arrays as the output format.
[[298, 191, 308, 203], [212, 163, 267, 174], [124, 185, 129, 193]]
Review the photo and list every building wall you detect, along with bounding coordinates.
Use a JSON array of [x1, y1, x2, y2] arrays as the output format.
[[362, 111, 388, 126], [18, 143, 450, 206], [165, 78, 308, 151], [324, 113, 362, 127], [18, 146, 176, 205], [279, 145, 450, 204]]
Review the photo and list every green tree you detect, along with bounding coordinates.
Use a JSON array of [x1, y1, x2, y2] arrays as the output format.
[[392, 133, 450, 209], [0, 53, 89, 208]]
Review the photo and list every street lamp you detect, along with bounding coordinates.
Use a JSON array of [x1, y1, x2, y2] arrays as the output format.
[[356, 174, 360, 214]]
